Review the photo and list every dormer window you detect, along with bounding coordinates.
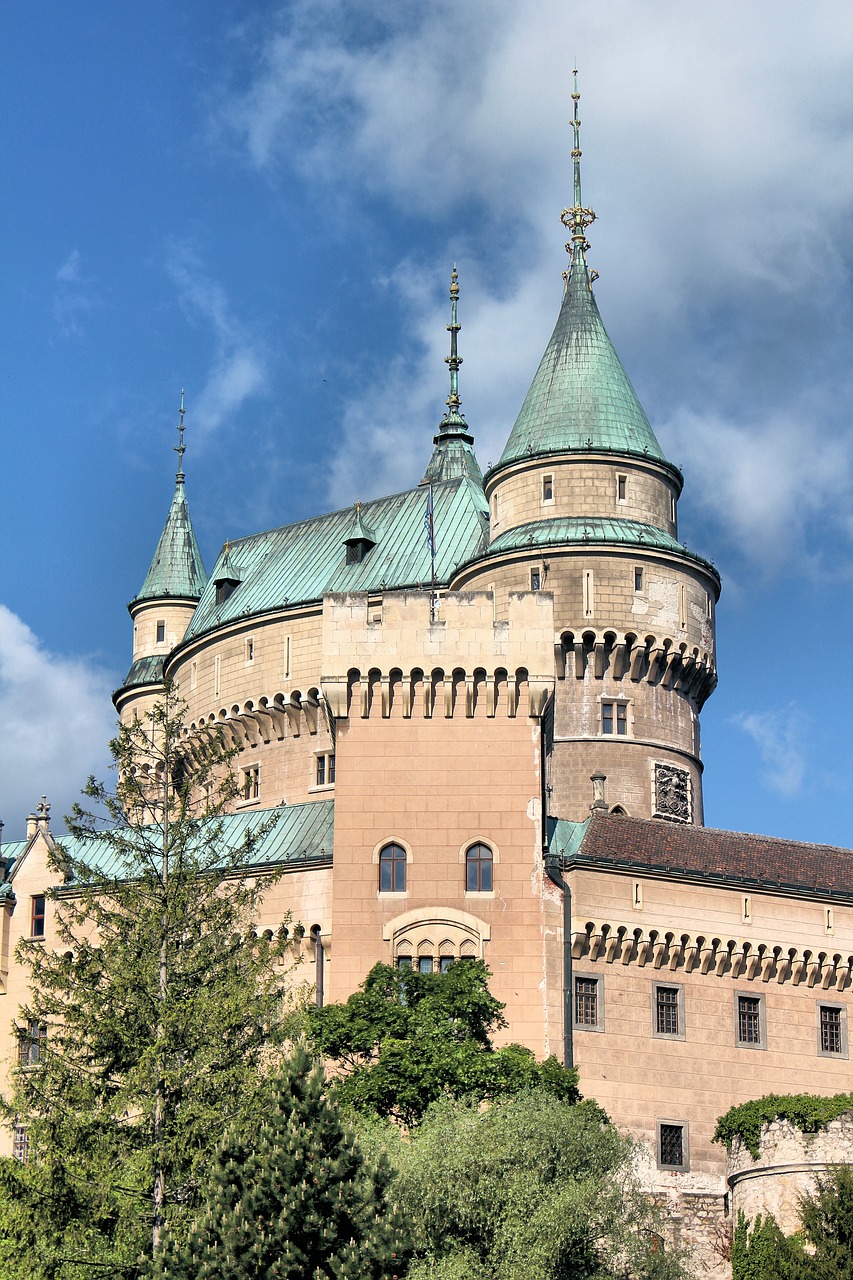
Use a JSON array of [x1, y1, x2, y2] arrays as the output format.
[[215, 579, 238, 606], [345, 539, 373, 565]]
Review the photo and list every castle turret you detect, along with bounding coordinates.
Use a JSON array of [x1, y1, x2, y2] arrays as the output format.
[[420, 267, 484, 488], [451, 74, 720, 823], [114, 393, 207, 723]]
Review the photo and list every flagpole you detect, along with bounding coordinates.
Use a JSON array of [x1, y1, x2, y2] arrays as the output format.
[[428, 482, 437, 622]]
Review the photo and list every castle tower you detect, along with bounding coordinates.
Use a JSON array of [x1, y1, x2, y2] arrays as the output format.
[[451, 75, 720, 823], [114, 393, 207, 725]]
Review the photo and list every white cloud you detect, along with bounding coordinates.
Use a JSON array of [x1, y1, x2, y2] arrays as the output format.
[[165, 243, 266, 442], [53, 248, 99, 337], [56, 249, 83, 283], [732, 704, 809, 798], [0, 606, 115, 839], [216, 0, 853, 570]]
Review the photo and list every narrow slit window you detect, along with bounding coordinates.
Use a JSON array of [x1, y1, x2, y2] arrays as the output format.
[[531, 568, 542, 591], [245, 638, 254, 663], [156, 621, 165, 643], [617, 474, 627, 502], [542, 475, 554, 503], [583, 570, 594, 618], [634, 567, 644, 592]]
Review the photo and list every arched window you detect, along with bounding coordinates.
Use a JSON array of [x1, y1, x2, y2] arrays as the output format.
[[379, 843, 407, 893], [465, 843, 493, 893]]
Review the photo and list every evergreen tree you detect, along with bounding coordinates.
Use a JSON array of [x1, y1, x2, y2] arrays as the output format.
[[0, 689, 303, 1276], [153, 1045, 410, 1280]]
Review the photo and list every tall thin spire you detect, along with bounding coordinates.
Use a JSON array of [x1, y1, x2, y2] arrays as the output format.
[[560, 69, 596, 272], [174, 388, 187, 485], [439, 266, 467, 433]]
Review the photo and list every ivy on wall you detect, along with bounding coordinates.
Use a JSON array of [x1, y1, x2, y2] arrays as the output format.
[[714, 1092, 853, 1160]]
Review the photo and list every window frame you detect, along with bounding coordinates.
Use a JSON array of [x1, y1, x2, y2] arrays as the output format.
[[616, 473, 628, 504], [573, 973, 604, 1033], [30, 895, 46, 939], [734, 991, 767, 1050], [313, 751, 336, 789], [465, 842, 494, 893], [240, 765, 260, 804], [530, 567, 542, 592], [379, 843, 407, 894], [156, 620, 166, 644], [656, 1119, 689, 1171], [634, 566, 644, 593], [652, 982, 685, 1041], [19, 1020, 46, 1068], [817, 1002, 848, 1059], [601, 699, 629, 737], [542, 474, 554, 504]]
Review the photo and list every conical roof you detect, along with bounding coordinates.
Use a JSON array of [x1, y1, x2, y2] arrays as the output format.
[[498, 254, 667, 468], [133, 481, 207, 605]]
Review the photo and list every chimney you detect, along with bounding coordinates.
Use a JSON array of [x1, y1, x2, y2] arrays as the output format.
[[590, 772, 607, 812]]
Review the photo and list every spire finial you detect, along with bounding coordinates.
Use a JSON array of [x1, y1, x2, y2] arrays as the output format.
[[560, 69, 596, 274], [174, 388, 187, 485], [439, 265, 467, 432]]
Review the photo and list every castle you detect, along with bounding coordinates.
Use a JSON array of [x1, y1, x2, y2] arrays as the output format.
[[2, 81, 850, 1274]]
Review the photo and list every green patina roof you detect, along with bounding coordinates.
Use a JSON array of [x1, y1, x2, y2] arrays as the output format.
[[481, 516, 719, 583], [421, 437, 484, 487], [182, 474, 489, 643], [497, 255, 669, 469], [40, 801, 333, 882], [133, 481, 208, 606], [546, 817, 589, 858], [115, 654, 166, 699]]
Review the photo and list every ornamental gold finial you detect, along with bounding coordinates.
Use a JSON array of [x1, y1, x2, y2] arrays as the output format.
[[560, 68, 596, 268]]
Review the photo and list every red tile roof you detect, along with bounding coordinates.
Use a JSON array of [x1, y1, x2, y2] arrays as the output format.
[[560, 813, 853, 900]]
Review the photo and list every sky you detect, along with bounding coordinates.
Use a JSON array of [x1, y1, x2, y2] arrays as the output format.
[[1, 1, 851, 847]]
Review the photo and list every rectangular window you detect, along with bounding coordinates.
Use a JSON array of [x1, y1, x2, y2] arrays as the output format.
[[245, 637, 254, 663], [395, 956, 413, 970], [315, 752, 335, 787], [439, 956, 455, 974], [156, 621, 165, 643], [736, 994, 764, 1047], [578, 573, 591, 622], [531, 569, 542, 591], [574, 976, 600, 1029], [617, 474, 627, 502], [818, 1005, 847, 1057], [19, 1021, 46, 1067], [418, 956, 433, 975], [542, 475, 554, 503], [654, 985, 683, 1038], [658, 1121, 688, 1170], [602, 702, 628, 736], [30, 896, 46, 938], [12, 1124, 28, 1164], [242, 766, 260, 801], [634, 567, 644, 592]]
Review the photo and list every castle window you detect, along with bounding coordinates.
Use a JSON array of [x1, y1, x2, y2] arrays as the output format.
[[245, 637, 254, 663], [818, 1004, 847, 1057], [156, 621, 165, 643], [395, 955, 412, 970], [634, 567, 644, 592], [616, 474, 627, 503], [574, 976, 602, 1030], [241, 766, 260, 802], [542, 475, 554, 503], [315, 752, 335, 787], [601, 701, 628, 736], [439, 956, 455, 974], [466, 843, 493, 893], [531, 569, 542, 591], [12, 1124, 28, 1164], [583, 570, 594, 618], [653, 984, 685, 1039], [657, 1121, 688, 1171], [190, 660, 197, 690], [19, 1021, 46, 1068], [736, 994, 765, 1048], [379, 844, 407, 893], [30, 896, 46, 939], [418, 956, 434, 975]]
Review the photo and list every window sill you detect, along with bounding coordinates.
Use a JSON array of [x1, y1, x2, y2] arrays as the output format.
[[464, 890, 495, 899], [236, 797, 261, 810], [308, 784, 335, 795], [378, 891, 408, 899]]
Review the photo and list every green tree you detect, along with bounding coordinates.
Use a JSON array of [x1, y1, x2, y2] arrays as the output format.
[[307, 960, 579, 1126], [732, 1166, 853, 1279], [354, 1090, 688, 1280], [152, 1045, 410, 1280], [0, 690, 302, 1277]]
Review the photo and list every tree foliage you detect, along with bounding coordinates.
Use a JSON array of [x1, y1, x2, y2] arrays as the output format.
[[0, 690, 303, 1276], [152, 1045, 410, 1280], [714, 1093, 853, 1159], [307, 960, 579, 1125], [353, 1091, 688, 1280], [732, 1166, 853, 1279]]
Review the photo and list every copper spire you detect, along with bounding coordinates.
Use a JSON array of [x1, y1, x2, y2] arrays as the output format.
[[439, 265, 467, 433], [560, 69, 596, 272], [174, 388, 187, 485]]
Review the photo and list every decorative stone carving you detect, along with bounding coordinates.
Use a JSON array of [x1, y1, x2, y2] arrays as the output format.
[[654, 763, 691, 823]]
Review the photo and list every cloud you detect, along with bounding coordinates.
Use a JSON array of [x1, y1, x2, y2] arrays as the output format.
[[53, 248, 99, 337], [165, 242, 266, 442], [0, 606, 116, 839], [215, 0, 853, 572], [732, 704, 809, 799]]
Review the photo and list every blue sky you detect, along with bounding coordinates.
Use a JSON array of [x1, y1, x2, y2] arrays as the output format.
[[1, 1, 851, 846]]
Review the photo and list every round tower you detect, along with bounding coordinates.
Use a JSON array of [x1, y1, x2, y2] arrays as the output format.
[[452, 74, 719, 824], [114, 394, 208, 726]]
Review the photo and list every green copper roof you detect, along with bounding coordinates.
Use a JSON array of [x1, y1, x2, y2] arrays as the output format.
[[497, 255, 669, 469], [421, 437, 484, 486], [181, 474, 489, 644], [471, 516, 719, 584], [133, 481, 207, 606], [114, 655, 166, 701]]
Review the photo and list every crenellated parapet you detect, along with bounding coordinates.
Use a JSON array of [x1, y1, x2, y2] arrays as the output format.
[[573, 918, 852, 991], [558, 628, 716, 708], [180, 688, 325, 753], [320, 589, 555, 720]]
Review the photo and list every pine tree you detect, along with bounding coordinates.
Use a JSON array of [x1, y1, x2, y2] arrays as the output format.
[[0, 687, 303, 1275], [153, 1045, 410, 1280]]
